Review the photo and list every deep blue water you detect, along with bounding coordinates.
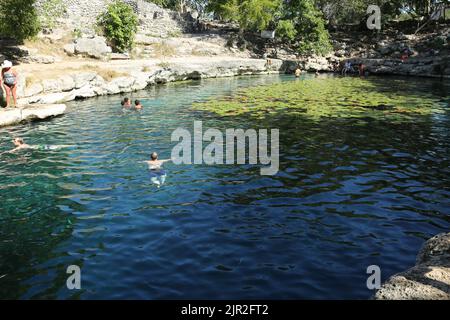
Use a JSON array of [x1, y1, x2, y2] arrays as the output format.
[[0, 74, 449, 299]]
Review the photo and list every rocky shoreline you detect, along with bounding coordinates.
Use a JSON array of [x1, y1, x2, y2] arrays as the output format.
[[375, 233, 450, 300], [15, 58, 284, 106], [13, 54, 450, 107]]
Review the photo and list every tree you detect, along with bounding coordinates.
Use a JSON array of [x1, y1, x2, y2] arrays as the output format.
[[0, 0, 41, 41], [208, 0, 282, 31], [282, 0, 333, 55], [97, 1, 138, 53]]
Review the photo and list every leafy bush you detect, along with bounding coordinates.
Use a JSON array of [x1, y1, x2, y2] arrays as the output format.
[[276, 20, 297, 41], [290, 0, 333, 56], [0, 0, 41, 41], [97, 1, 138, 53]]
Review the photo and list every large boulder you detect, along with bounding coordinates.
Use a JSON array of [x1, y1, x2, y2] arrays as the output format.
[[73, 36, 112, 59], [375, 233, 450, 300]]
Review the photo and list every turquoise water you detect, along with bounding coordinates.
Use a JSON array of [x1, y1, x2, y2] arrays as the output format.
[[0, 74, 449, 299]]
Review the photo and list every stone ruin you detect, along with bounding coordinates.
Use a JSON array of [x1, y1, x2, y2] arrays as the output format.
[[34, 0, 194, 37]]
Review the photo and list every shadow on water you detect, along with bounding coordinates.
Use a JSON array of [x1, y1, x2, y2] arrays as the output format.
[[0, 148, 84, 299]]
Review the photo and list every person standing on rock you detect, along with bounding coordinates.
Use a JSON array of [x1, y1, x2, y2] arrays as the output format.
[[0, 60, 18, 108]]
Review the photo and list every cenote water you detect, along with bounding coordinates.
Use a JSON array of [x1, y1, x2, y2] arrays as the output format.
[[0, 74, 449, 299]]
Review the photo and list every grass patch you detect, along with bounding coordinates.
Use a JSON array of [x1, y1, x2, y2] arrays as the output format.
[[79, 64, 128, 81], [151, 42, 177, 58]]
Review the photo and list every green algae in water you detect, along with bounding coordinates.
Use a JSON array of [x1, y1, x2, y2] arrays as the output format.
[[192, 77, 446, 121]]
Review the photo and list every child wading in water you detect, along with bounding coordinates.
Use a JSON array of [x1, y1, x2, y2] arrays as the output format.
[[135, 100, 143, 110], [121, 97, 132, 108], [1, 60, 18, 108]]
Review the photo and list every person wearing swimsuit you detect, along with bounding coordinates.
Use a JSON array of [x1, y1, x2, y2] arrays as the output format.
[[144, 152, 172, 187], [1, 60, 18, 108]]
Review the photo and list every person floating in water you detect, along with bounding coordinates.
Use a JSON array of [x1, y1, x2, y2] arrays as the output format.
[[144, 152, 172, 188], [1, 60, 18, 108], [4, 138, 63, 154], [121, 97, 131, 108], [10, 138, 31, 152], [135, 100, 143, 110]]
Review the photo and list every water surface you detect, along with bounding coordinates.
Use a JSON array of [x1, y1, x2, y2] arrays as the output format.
[[0, 74, 449, 299]]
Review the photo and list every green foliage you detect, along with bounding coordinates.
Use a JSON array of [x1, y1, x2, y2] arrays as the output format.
[[207, 0, 332, 55], [282, 0, 333, 56], [210, 0, 282, 31], [0, 0, 41, 41], [316, 0, 444, 25], [97, 1, 138, 53], [148, 0, 169, 7], [276, 20, 297, 41], [38, 0, 66, 29]]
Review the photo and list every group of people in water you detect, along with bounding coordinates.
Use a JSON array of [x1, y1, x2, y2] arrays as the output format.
[[340, 61, 367, 76], [121, 97, 143, 110], [0, 60, 18, 108]]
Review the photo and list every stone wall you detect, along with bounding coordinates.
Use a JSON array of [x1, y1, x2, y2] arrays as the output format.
[[35, 0, 191, 37]]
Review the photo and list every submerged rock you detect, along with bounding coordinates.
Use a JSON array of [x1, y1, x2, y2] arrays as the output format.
[[375, 233, 450, 300]]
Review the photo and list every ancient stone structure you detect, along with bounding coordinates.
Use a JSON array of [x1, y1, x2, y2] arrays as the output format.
[[34, 0, 192, 37]]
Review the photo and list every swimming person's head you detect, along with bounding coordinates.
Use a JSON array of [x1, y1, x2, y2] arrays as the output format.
[[135, 100, 141, 106], [13, 138, 24, 146], [151, 152, 158, 161]]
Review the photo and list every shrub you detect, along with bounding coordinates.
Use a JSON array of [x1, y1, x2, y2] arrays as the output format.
[[0, 0, 41, 41], [276, 20, 297, 41], [97, 1, 138, 53]]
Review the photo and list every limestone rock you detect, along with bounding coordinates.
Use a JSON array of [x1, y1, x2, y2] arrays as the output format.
[[24, 83, 44, 97], [63, 43, 76, 56], [0, 104, 66, 127], [73, 72, 97, 89], [74, 36, 112, 59], [23, 54, 57, 64], [375, 233, 450, 300]]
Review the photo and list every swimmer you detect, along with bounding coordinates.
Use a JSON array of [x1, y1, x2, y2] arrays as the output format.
[[135, 100, 143, 110], [9, 138, 32, 153], [144, 152, 172, 170], [295, 67, 302, 78], [144, 152, 172, 188], [122, 97, 131, 108], [4, 138, 64, 154]]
